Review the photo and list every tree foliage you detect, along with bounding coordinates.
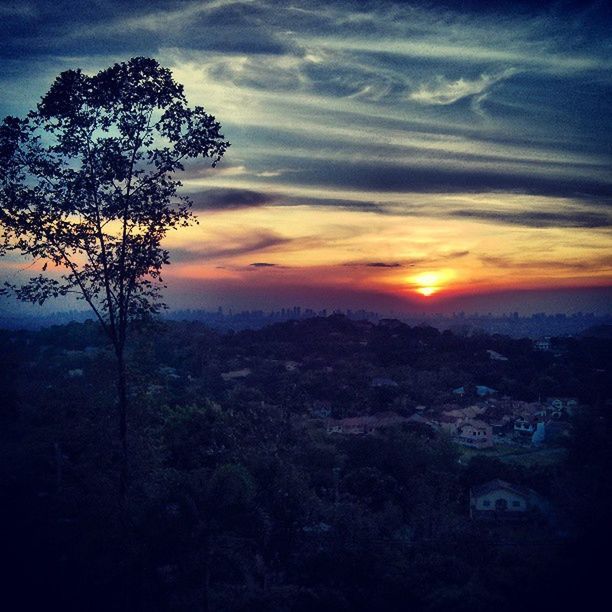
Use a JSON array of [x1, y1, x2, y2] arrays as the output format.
[[0, 56, 229, 351]]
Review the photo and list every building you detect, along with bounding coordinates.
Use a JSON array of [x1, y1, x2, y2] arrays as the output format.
[[455, 419, 493, 448], [326, 416, 376, 435], [220, 368, 251, 382], [476, 385, 497, 397], [326, 413, 410, 435], [470, 479, 546, 520], [534, 338, 551, 351], [514, 411, 548, 438]]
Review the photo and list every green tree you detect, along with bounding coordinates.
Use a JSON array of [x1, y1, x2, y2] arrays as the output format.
[[0, 57, 229, 499]]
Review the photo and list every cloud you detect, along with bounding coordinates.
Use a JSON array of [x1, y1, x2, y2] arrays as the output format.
[[450, 208, 611, 228], [442, 250, 470, 259], [364, 262, 402, 268], [171, 230, 293, 261], [189, 188, 276, 210], [261, 154, 612, 200], [409, 69, 517, 106], [479, 254, 612, 271], [250, 262, 277, 267]]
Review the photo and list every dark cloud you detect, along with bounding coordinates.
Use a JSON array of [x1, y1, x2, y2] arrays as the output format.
[[281, 195, 384, 213], [250, 262, 277, 267], [0, 1, 290, 60], [171, 230, 292, 261], [365, 262, 402, 268], [262, 155, 612, 200], [450, 209, 611, 228], [189, 188, 276, 211]]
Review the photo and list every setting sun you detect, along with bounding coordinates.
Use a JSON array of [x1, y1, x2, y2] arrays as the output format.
[[416, 286, 439, 297], [410, 270, 454, 297]]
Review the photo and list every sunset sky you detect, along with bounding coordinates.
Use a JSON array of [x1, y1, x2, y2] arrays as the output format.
[[1, 0, 611, 314]]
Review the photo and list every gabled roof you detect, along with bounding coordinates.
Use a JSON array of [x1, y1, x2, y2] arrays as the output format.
[[471, 479, 532, 499]]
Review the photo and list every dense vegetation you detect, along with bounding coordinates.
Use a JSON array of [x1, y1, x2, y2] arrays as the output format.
[[1, 316, 610, 611]]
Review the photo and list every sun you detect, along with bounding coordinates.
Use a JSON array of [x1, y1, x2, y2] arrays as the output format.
[[409, 270, 453, 297], [416, 286, 438, 297]]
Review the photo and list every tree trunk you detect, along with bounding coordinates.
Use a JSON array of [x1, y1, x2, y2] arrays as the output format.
[[116, 347, 129, 504], [202, 540, 211, 612]]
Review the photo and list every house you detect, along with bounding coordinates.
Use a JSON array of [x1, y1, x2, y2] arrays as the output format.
[[470, 479, 546, 520], [534, 338, 551, 351], [326, 413, 409, 435], [221, 368, 251, 382], [476, 385, 497, 397], [443, 404, 486, 420], [371, 412, 410, 429], [455, 419, 493, 448], [326, 416, 376, 435], [514, 414, 538, 435], [407, 413, 436, 430], [284, 360, 299, 371], [158, 366, 180, 380]]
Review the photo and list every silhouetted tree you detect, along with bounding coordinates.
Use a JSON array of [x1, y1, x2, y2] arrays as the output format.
[[0, 57, 229, 499]]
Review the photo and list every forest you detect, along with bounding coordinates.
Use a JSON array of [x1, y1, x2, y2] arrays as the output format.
[[1, 316, 610, 611]]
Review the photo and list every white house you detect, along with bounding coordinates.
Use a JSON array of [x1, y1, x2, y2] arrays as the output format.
[[456, 419, 493, 448], [470, 479, 545, 520]]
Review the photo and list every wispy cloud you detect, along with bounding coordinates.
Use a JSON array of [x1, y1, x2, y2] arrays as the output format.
[[364, 262, 402, 268], [171, 230, 292, 261], [409, 69, 517, 106]]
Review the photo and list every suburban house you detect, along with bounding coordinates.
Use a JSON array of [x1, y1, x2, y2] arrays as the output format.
[[534, 338, 551, 351], [220, 368, 251, 382], [470, 479, 546, 520], [442, 404, 486, 420], [514, 414, 541, 435], [455, 419, 493, 448], [325, 413, 410, 435], [326, 416, 374, 435], [476, 385, 497, 397]]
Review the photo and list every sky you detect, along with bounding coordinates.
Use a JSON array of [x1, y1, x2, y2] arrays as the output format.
[[1, 0, 611, 315]]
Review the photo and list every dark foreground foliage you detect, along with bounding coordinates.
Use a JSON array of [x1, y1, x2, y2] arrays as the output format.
[[1, 316, 610, 611]]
